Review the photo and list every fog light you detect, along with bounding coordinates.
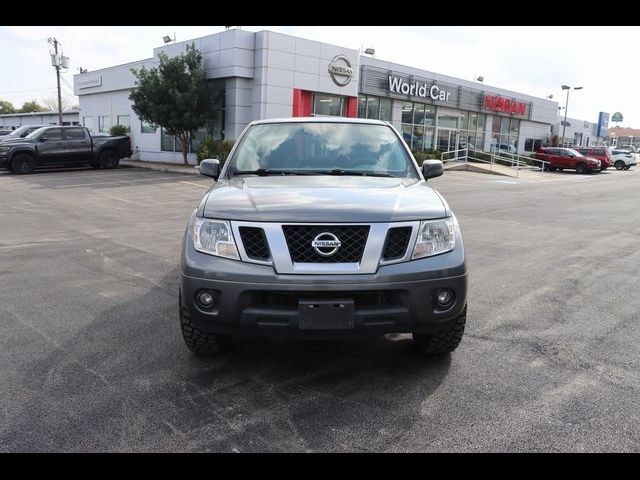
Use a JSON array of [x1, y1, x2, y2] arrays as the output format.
[[433, 288, 455, 310], [195, 289, 217, 310]]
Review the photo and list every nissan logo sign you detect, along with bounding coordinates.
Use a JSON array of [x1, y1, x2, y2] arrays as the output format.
[[311, 232, 342, 256], [328, 55, 353, 87]]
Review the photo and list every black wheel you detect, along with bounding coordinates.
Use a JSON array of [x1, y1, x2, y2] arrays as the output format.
[[615, 160, 625, 170], [179, 292, 233, 355], [99, 150, 119, 169], [575, 163, 587, 174], [11, 153, 35, 174], [413, 305, 467, 356]]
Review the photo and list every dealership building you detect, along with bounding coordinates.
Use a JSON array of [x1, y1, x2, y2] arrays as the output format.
[[74, 28, 597, 164]]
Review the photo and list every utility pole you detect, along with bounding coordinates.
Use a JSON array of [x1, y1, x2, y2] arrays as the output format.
[[49, 37, 63, 125]]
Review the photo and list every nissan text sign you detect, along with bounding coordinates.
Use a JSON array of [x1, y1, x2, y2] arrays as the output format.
[[483, 94, 527, 116]]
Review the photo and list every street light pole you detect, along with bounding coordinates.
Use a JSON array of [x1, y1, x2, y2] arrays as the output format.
[[561, 85, 582, 147]]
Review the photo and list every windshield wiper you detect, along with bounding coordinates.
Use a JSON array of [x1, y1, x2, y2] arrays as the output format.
[[312, 169, 395, 178], [233, 168, 315, 176]]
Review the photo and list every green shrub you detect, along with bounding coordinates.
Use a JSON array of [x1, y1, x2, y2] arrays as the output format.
[[196, 138, 236, 166], [412, 151, 427, 165], [110, 124, 128, 136], [196, 137, 217, 164]]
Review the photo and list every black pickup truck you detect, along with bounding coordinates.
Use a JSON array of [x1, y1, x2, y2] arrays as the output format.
[[0, 126, 132, 174]]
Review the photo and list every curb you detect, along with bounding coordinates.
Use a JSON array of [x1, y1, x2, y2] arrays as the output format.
[[120, 160, 201, 176]]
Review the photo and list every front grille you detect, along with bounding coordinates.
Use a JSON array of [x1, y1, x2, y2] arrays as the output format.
[[382, 227, 412, 260], [282, 225, 370, 263], [239, 227, 270, 261]]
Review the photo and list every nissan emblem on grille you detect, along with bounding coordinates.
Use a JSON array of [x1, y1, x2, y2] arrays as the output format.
[[311, 232, 341, 256]]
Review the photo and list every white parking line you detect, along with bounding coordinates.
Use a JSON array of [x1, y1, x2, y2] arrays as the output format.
[[51, 175, 195, 188], [180, 181, 209, 189], [15, 170, 160, 182]]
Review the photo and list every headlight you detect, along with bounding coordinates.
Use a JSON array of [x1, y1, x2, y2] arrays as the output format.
[[412, 218, 455, 259], [193, 218, 239, 260]]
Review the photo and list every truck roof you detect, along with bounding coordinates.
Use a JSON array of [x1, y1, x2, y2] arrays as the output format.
[[250, 117, 388, 126]]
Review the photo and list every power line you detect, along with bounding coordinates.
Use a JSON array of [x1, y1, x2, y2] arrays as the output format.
[[0, 87, 57, 95]]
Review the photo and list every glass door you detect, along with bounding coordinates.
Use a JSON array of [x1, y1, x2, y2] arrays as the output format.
[[436, 128, 459, 152]]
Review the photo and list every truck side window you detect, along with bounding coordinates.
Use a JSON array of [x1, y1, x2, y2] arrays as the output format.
[[43, 128, 62, 140], [64, 128, 86, 139]]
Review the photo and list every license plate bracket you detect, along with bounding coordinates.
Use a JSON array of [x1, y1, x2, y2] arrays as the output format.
[[298, 299, 355, 330]]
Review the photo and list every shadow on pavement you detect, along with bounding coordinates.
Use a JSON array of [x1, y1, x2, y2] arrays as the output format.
[[4, 266, 453, 452]]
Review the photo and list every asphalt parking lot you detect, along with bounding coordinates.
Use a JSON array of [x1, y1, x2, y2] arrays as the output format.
[[1, 165, 640, 452]]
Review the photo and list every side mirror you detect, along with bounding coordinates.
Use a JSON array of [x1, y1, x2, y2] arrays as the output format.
[[40, 136, 48, 142], [422, 160, 444, 180], [199, 158, 220, 180]]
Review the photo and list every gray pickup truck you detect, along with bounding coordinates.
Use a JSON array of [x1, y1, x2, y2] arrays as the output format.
[[0, 125, 132, 174], [179, 118, 468, 356]]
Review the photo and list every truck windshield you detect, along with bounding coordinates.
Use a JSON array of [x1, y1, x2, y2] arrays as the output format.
[[228, 122, 418, 179], [24, 127, 48, 139]]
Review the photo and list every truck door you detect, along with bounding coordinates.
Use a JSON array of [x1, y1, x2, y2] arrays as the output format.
[[63, 127, 92, 162], [36, 128, 65, 164]]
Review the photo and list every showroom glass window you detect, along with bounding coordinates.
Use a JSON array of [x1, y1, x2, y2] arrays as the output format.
[[117, 115, 131, 133], [99, 116, 111, 133], [490, 116, 519, 152], [400, 101, 436, 152], [141, 120, 156, 134], [83, 117, 94, 133], [357, 95, 392, 122], [313, 93, 344, 117], [460, 113, 486, 151]]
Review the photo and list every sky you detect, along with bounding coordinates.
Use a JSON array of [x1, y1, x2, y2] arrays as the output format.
[[1, 26, 638, 126]]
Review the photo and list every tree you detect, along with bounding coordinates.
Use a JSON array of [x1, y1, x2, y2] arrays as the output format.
[[19, 100, 47, 113], [42, 96, 75, 112], [0, 99, 16, 115], [542, 134, 561, 147], [129, 43, 215, 165]]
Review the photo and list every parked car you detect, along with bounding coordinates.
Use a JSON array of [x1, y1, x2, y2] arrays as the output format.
[[534, 147, 601, 174], [489, 143, 516, 154], [572, 146, 613, 170], [610, 149, 637, 170], [179, 117, 468, 356], [0, 125, 46, 142], [0, 126, 132, 174]]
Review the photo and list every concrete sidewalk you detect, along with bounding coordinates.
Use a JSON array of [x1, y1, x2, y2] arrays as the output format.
[[444, 160, 551, 181], [120, 159, 201, 175]]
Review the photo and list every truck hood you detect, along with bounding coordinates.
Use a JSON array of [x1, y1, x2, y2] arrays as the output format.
[[203, 176, 447, 222], [0, 137, 30, 145]]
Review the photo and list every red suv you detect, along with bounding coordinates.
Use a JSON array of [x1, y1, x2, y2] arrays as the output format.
[[573, 146, 613, 170], [534, 147, 601, 174]]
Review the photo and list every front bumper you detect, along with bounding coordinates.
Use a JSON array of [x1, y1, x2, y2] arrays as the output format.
[[180, 222, 468, 337]]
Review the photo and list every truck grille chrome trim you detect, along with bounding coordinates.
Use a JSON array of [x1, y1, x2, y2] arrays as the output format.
[[229, 221, 421, 274]]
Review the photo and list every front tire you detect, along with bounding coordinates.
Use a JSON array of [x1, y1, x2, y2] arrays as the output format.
[[11, 153, 35, 174], [575, 163, 587, 174], [413, 305, 467, 356], [179, 293, 233, 355], [615, 160, 625, 170]]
